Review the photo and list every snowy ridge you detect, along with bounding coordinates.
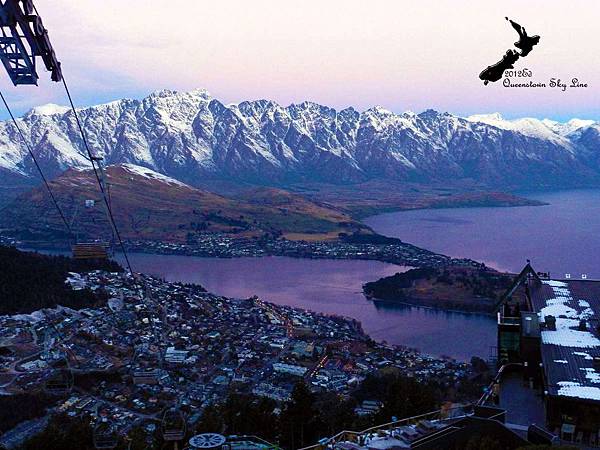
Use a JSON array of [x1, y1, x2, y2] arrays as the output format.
[[466, 113, 586, 148], [26, 103, 70, 116], [1, 89, 600, 189]]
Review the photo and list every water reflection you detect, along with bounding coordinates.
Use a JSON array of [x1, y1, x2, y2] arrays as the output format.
[[20, 249, 496, 360], [122, 253, 495, 361], [365, 189, 600, 278]]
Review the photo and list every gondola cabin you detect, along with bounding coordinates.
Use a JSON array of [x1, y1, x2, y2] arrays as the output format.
[[72, 242, 110, 260]]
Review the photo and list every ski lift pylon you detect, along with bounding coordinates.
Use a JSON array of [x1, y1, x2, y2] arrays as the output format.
[[0, 0, 62, 85]]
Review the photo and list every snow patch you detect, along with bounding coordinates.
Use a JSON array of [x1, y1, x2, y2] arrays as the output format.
[[574, 351, 594, 360], [580, 368, 600, 383], [120, 164, 192, 188], [28, 103, 70, 116], [541, 318, 600, 348], [544, 280, 568, 288]]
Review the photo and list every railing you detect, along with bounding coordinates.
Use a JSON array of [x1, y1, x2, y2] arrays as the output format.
[[227, 435, 281, 449], [497, 312, 521, 326], [477, 363, 523, 406], [297, 404, 474, 450]]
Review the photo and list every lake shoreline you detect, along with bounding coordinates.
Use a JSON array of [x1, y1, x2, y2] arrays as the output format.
[[13, 231, 485, 271], [364, 188, 600, 280], [351, 196, 548, 219], [368, 296, 495, 317], [363, 266, 513, 315], [16, 248, 495, 360]]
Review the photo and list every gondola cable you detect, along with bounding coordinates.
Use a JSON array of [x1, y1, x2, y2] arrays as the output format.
[[59, 75, 134, 276], [2, 0, 152, 330], [15, 0, 135, 276]]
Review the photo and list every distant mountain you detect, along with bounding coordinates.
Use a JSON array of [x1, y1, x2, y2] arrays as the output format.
[[0, 164, 366, 243], [2, 89, 600, 192], [465, 113, 595, 147]]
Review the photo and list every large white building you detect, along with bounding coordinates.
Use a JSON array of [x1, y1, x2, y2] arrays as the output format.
[[272, 362, 307, 377]]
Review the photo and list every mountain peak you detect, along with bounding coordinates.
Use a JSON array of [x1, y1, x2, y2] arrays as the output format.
[[418, 108, 445, 119], [368, 105, 393, 115], [541, 118, 596, 137], [467, 112, 504, 123], [148, 88, 177, 98], [26, 103, 70, 117], [147, 88, 210, 100]]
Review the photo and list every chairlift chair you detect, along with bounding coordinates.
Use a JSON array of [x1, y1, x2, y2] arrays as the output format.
[[0, 0, 128, 270], [44, 356, 74, 396], [162, 407, 187, 442], [93, 417, 119, 449], [70, 196, 113, 259], [72, 241, 110, 259]]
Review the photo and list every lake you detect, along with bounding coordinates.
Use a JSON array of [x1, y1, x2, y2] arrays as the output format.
[[117, 253, 496, 361], [364, 189, 600, 279], [24, 189, 600, 362]]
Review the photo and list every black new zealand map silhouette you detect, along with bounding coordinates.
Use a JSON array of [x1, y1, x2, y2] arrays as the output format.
[[479, 17, 540, 85]]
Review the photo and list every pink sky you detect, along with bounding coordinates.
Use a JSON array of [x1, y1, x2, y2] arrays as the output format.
[[1, 0, 599, 120]]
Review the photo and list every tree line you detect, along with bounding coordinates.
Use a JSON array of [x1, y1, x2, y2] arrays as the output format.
[[0, 245, 121, 315]]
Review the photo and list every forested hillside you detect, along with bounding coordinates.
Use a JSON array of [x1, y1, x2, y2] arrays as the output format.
[[363, 267, 514, 313], [0, 246, 121, 315]]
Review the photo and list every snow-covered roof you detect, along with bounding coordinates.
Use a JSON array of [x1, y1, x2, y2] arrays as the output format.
[[531, 279, 600, 401]]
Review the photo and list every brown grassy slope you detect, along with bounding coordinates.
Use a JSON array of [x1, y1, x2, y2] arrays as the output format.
[[0, 165, 367, 244]]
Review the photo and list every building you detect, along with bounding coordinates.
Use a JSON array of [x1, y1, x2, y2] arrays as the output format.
[[298, 405, 539, 450], [164, 346, 188, 364], [252, 383, 292, 402], [354, 399, 383, 416], [132, 368, 161, 385], [272, 362, 307, 377], [496, 264, 600, 445], [291, 341, 318, 359], [187, 433, 279, 449]]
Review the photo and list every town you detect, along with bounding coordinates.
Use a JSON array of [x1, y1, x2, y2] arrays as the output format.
[[0, 268, 472, 448], [125, 234, 481, 269], [0, 231, 483, 270]]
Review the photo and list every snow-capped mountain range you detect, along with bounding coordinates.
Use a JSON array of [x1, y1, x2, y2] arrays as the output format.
[[2, 88, 600, 190]]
